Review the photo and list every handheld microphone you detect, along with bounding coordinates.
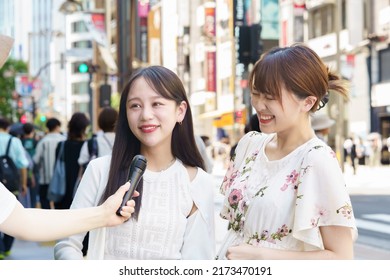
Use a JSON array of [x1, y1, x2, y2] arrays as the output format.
[[116, 155, 147, 216]]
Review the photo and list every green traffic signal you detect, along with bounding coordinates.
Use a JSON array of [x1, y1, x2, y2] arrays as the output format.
[[40, 115, 47, 122], [78, 63, 89, 73]]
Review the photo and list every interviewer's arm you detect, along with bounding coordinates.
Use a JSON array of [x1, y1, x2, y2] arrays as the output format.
[[0, 183, 137, 242]]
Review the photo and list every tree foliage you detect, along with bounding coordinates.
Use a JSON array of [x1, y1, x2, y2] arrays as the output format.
[[0, 59, 28, 120]]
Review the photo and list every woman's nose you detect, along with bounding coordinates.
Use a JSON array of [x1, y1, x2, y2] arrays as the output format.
[[251, 96, 266, 111], [141, 105, 153, 120]]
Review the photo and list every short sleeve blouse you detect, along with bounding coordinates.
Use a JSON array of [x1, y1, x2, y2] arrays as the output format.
[[217, 132, 358, 258]]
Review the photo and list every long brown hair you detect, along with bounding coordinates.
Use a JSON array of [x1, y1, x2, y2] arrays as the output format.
[[249, 43, 349, 112], [99, 66, 205, 219]]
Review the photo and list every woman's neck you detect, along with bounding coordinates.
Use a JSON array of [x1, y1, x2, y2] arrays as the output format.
[[266, 127, 315, 161], [141, 147, 176, 172]]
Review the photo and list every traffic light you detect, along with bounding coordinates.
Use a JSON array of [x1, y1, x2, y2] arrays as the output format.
[[238, 26, 251, 65], [78, 62, 89, 73], [250, 24, 263, 64], [238, 24, 263, 66], [40, 115, 47, 123], [75, 62, 97, 73]]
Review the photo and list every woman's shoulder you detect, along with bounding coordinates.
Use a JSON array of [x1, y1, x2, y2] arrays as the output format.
[[232, 132, 268, 162], [304, 138, 338, 164], [187, 167, 214, 210], [238, 132, 268, 149], [181, 163, 212, 183], [88, 154, 112, 169], [180, 162, 212, 188]]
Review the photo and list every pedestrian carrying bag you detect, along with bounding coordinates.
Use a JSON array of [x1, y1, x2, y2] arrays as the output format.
[[0, 137, 20, 193], [47, 141, 66, 203]]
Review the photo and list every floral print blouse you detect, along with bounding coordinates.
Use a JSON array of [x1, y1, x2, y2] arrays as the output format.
[[216, 132, 358, 259]]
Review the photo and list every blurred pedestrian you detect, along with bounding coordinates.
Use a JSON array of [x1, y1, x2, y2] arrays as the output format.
[[78, 107, 118, 175], [311, 113, 335, 144], [355, 136, 367, 166], [217, 44, 357, 260], [54, 112, 90, 210], [195, 134, 214, 173], [0, 117, 29, 259], [55, 66, 215, 260], [344, 137, 357, 174], [22, 123, 39, 208], [33, 118, 66, 209], [367, 133, 382, 167]]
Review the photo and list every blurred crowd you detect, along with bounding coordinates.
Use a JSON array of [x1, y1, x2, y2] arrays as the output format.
[[343, 132, 390, 174]]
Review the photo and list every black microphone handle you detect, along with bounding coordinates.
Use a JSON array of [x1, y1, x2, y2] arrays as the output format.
[[116, 155, 147, 216], [116, 171, 143, 212]]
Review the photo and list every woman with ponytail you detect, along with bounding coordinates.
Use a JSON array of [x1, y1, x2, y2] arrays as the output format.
[[217, 44, 357, 260]]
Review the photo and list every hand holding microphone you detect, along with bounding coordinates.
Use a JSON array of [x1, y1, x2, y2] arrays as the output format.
[[116, 155, 147, 216]]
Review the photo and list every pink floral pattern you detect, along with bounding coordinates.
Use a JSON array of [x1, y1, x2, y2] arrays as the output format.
[[280, 169, 299, 191], [247, 224, 292, 245], [228, 189, 243, 207], [221, 148, 259, 231]]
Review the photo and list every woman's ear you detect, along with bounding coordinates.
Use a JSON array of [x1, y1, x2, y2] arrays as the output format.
[[303, 96, 317, 112], [177, 101, 188, 122]]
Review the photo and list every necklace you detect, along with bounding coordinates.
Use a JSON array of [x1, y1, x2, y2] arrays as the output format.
[[157, 157, 176, 172]]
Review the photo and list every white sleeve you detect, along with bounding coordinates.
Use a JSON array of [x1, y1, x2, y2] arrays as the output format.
[[181, 169, 215, 259], [181, 211, 214, 259], [77, 141, 89, 166], [293, 143, 358, 249]]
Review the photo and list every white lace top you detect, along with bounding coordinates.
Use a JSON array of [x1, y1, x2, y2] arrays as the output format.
[[104, 160, 194, 259], [54, 156, 215, 260], [217, 132, 358, 259]]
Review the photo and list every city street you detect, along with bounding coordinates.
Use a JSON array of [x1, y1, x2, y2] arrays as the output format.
[[4, 163, 390, 260]]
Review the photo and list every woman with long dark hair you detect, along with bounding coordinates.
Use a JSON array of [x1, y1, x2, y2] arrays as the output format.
[[55, 66, 215, 260]]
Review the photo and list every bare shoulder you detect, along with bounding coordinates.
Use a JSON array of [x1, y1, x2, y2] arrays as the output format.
[[185, 165, 198, 182]]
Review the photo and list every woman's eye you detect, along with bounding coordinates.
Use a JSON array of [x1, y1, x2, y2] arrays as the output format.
[[153, 102, 163, 107], [129, 103, 141, 108]]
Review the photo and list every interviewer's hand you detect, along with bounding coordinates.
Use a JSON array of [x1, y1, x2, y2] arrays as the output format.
[[101, 182, 139, 227]]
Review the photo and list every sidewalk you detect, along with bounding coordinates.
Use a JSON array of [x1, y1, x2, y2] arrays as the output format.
[[5, 240, 54, 260], [343, 164, 390, 195]]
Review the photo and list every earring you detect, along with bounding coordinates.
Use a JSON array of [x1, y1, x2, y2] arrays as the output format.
[[178, 121, 182, 125]]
